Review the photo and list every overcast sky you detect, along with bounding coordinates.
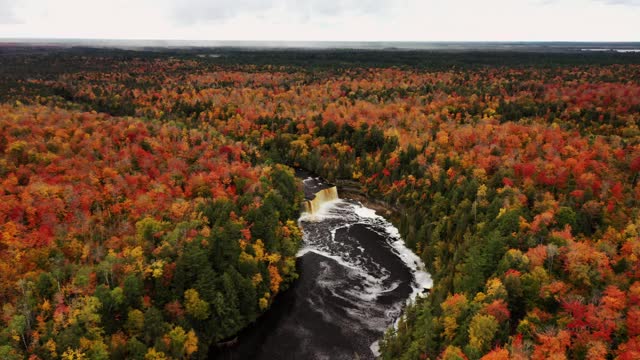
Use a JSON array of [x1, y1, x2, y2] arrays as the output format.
[[0, 0, 638, 41]]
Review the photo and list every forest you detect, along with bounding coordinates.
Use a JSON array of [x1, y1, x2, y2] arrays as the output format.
[[1, 46, 640, 359]]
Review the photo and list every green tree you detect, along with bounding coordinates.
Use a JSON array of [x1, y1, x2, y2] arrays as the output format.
[[123, 275, 143, 309], [468, 314, 499, 354], [125, 309, 145, 337], [126, 337, 147, 360], [184, 289, 210, 320], [143, 307, 167, 344]]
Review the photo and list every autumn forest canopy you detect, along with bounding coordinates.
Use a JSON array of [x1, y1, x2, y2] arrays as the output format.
[[1, 46, 640, 359]]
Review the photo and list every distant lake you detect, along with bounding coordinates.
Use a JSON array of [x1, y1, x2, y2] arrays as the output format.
[[581, 48, 640, 53]]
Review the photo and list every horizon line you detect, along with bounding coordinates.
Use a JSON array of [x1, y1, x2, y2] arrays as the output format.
[[2, 38, 640, 44]]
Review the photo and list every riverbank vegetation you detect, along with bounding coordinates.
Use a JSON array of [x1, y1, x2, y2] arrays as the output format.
[[1, 47, 640, 359]]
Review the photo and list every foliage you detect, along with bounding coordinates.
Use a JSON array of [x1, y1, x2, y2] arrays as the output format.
[[1, 48, 640, 359], [0, 104, 303, 358]]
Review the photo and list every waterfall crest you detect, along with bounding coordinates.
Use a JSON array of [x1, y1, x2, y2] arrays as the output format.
[[302, 186, 339, 214]]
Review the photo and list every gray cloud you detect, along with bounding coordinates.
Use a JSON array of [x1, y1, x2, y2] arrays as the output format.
[[173, 0, 272, 24], [172, 0, 395, 24], [0, 0, 22, 24]]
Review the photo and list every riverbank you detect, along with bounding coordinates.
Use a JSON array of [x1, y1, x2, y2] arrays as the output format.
[[335, 179, 403, 223]]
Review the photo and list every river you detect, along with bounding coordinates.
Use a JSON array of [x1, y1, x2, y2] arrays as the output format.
[[210, 175, 432, 359]]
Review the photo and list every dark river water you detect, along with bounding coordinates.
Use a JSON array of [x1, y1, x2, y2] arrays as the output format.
[[210, 176, 431, 360]]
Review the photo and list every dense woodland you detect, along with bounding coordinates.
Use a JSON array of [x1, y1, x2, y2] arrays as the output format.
[[1, 47, 640, 359]]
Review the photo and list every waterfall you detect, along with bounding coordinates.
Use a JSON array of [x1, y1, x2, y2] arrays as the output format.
[[302, 186, 339, 214]]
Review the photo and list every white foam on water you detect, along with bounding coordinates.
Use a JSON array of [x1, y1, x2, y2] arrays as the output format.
[[300, 199, 432, 303], [343, 306, 390, 331], [297, 247, 383, 281], [296, 247, 352, 266], [350, 202, 433, 299], [353, 205, 380, 219], [344, 275, 389, 302], [298, 245, 396, 306], [384, 224, 401, 239], [347, 201, 433, 355], [389, 238, 433, 302], [298, 179, 433, 358], [329, 227, 337, 242], [328, 224, 352, 243], [370, 341, 381, 358]]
